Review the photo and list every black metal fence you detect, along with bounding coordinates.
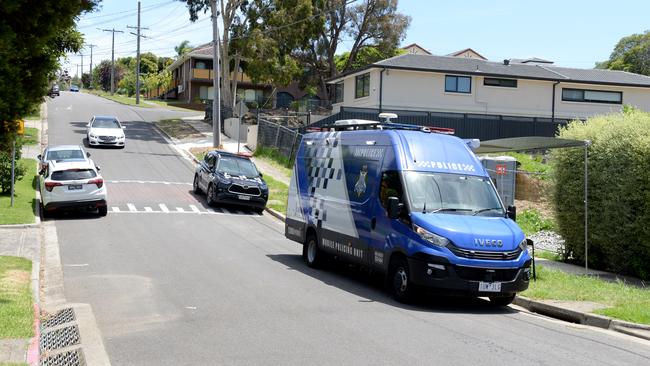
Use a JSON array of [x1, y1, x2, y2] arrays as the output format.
[[257, 118, 303, 162], [308, 107, 572, 140]]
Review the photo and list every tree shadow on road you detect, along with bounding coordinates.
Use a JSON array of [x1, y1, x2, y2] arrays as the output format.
[[268, 253, 520, 316]]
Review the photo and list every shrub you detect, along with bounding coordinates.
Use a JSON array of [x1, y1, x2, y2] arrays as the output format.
[[517, 209, 555, 236], [0, 146, 26, 193], [551, 110, 650, 279]]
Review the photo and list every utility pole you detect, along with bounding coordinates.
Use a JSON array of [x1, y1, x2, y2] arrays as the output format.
[[79, 52, 84, 88], [127, 1, 149, 104], [210, 0, 221, 148], [87, 44, 97, 88], [101, 28, 124, 94]]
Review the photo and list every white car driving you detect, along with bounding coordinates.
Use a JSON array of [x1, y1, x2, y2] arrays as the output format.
[[38, 145, 92, 172], [87, 115, 126, 147], [40, 159, 108, 217]]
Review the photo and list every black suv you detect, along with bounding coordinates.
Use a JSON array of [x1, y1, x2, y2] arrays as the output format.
[[193, 150, 268, 213]]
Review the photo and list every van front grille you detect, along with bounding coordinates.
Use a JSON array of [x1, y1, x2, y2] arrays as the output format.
[[448, 245, 522, 261]]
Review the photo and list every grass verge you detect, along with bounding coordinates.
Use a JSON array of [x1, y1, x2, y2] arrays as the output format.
[[253, 145, 293, 168], [253, 155, 292, 180], [156, 119, 203, 140], [264, 175, 288, 214], [0, 256, 34, 338], [534, 249, 561, 261], [85, 90, 152, 108], [145, 99, 205, 112], [504, 152, 551, 180], [18, 127, 39, 146], [0, 159, 37, 225], [523, 265, 650, 325]]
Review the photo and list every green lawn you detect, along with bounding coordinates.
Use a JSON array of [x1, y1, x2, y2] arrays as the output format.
[[86, 90, 152, 108], [0, 159, 37, 225], [264, 175, 288, 214], [145, 99, 204, 112], [253, 145, 293, 168], [517, 208, 556, 236], [18, 127, 38, 146], [0, 256, 34, 338], [523, 265, 650, 325], [253, 155, 292, 180]]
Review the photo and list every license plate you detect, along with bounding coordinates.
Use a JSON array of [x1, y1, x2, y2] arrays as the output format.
[[68, 185, 82, 190], [238, 195, 251, 201], [479, 282, 501, 292]]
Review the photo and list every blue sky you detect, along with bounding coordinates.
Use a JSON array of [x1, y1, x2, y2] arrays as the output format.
[[67, 0, 650, 76]]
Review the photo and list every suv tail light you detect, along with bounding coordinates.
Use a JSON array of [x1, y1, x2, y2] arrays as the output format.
[[44, 181, 62, 192], [88, 178, 104, 188]]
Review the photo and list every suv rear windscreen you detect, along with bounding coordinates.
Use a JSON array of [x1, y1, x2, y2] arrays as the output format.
[[51, 169, 97, 181]]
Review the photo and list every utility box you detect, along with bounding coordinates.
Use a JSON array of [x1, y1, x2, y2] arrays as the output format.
[[479, 156, 517, 207]]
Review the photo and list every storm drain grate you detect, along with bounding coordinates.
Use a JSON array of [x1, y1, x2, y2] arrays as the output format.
[[40, 325, 81, 351], [42, 308, 76, 329], [41, 349, 86, 366]]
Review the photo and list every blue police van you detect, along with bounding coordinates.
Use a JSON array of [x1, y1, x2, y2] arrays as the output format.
[[285, 115, 532, 304]]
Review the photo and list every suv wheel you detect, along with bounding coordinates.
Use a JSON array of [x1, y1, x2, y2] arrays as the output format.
[[206, 184, 217, 206], [388, 257, 415, 303], [98, 206, 108, 217], [193, 175, 202, 195]]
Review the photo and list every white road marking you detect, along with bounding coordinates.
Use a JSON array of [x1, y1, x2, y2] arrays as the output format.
[[112, 207, 121, 212], [185, 306, 197, 310], [176, 207, 185, 212], [106, 180, 192, 186], [189, 205, 200, 213], [127, 203, 137, 212], [144, 207, 153, 212], [159, 203, 169, 213], [222, 207, 232, 215], [64, 263, 89, 267]]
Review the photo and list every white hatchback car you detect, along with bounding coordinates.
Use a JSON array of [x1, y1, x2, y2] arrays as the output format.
[[87, 115, 126, 147], [38, 144, 92, 173], [40, 159, 108, 217]]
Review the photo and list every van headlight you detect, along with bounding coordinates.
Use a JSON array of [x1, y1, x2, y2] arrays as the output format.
[[518, 238, 528, 252], [413, 224, 449, 247]]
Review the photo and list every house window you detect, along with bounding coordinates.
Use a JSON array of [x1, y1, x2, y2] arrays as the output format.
[[562, 88, 622, 104], [484, 77, 517, 88], [445, 75, 471, 93], [195, 61, 206, 69], [334, 82, 344, 103], [355, 73, 370, 99]]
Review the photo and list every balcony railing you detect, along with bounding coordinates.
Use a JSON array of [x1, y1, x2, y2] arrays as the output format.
[[191, 68, 253, 83]]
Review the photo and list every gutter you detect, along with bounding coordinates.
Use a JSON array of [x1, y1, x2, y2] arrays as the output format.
[[379, 68, 386, 113], [552, 81, 560, 122]]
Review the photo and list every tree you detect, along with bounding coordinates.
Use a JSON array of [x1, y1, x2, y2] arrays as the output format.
[[81, 73, 91, 89], [334, 46, 405, 73], [0, 1, 99, 144], [93, 60, 126, 92], [175, 40, 193, 57], [179, 0, 245, 109], [597, 31, 650, 75]]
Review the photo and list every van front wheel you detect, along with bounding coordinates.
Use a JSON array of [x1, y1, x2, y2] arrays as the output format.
[[388, 257, 415, 303], [303, 234, 323, 268]]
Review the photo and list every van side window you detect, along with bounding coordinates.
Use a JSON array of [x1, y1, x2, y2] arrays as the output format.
[[380, 171, 404, 209]]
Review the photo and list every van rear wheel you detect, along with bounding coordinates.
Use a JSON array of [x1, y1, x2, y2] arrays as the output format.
[[388, 257, 415, 303], [303, 234, 323, 268]]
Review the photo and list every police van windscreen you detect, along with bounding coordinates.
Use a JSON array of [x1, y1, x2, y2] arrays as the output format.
[[404, 172, 504, 216]]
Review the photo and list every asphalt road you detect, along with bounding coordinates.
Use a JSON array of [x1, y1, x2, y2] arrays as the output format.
[[47, 92, 650, 365]]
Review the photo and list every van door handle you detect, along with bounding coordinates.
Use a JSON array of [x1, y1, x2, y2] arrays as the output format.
[[371, 217, 376, 230]]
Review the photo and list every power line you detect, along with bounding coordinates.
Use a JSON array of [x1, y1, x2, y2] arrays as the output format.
[[81, 0, 175, 20]]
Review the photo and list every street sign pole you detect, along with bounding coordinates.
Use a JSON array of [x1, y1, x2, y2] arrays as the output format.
[[10, 138, 15, 207], [237, 99, 243, 154]]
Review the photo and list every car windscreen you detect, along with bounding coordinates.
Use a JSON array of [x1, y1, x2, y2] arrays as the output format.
[[216, 157, 259, 178], [46, 149, 84, 161], [92, 118, 120, 129], [403, 171, 504, 216], [51, 169, 97, 181]]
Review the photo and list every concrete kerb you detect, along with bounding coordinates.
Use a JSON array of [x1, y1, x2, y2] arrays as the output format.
[[513, 295, 650, 341]]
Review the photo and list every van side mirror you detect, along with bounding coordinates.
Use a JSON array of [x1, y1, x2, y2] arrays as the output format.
[[507, 205, 517, 221], [37, 154, 42, 160], [387, 197, 400, 219], [259, 172, 263, 178]]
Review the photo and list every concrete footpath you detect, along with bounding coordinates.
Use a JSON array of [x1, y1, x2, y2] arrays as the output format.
[[157, 116, 650, 342]]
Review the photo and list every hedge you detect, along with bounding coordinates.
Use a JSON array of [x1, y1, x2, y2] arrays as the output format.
[[552, 109, 650, 280]]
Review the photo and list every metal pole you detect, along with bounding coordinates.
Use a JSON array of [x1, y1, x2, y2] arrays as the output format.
[[10, 139, 15, 207], [584, 141, 591, 273], [135, 1, 141, 104], [111, 31, 115, 93], [237, 99, 243, 154], [211, 0, 222, 148]]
